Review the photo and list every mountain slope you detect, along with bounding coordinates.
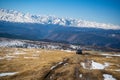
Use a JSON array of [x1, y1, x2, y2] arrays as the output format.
[[0, 21, 120, 49], [0, 8, 120, 30], [0, 9, 120, 49]]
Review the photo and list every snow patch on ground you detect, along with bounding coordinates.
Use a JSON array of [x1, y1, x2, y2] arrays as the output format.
[[36, 51, 41, 53], [0, 55, 16, 60], [106, 56, 112, 58], [81, 63, 86, 69], [0, 57, 4, 60], [61, 50, 72, 52], [14, 51, 26, 55], [79, 74, 82, 78], [5, 55, 16, 60], [0, 40, 25, 47], [115, 69, 120, 72], [0, 72, 18, 77], [101, 54, 120, 57], [91, 61, 109, 69], [112, 54, 120, 57], [81, 60, 109, 70], [58, 62, 63, 65], [64, 63, 68, 66], [50, 65, 57, 70], [103, 74, 116, 80], [24, 57, 37, 59], [51, 61, 64, 70]]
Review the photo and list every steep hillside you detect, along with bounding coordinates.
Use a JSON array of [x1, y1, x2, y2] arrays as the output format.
[[0, 21, 120, 49]]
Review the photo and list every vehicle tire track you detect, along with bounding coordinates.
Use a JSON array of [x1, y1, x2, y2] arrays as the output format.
[[74, 67, 81, 80], [43, 58, 69, 80]]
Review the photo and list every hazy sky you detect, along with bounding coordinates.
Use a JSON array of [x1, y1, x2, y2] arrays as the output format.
[[0, 0, 120, 25]]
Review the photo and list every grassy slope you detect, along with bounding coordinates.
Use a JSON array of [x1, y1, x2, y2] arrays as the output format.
[[0, 48, 120, 80]]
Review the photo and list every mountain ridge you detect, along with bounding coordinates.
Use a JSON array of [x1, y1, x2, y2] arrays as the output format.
[[0, 8, 120, 30]]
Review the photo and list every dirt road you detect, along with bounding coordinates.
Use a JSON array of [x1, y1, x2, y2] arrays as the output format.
[[43, 55, 103, 80]]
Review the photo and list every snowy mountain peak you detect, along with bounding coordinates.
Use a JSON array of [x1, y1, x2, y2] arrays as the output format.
[[0, 8, 120, 30]]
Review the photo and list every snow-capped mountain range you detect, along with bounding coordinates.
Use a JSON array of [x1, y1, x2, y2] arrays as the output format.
[[0, 8, 120, 30]]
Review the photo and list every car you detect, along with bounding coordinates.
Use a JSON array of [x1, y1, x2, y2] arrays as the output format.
[[76, 49, 82, 54]]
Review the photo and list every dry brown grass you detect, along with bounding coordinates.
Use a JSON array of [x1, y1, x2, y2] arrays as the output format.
[[0, 48, 74, 80], [0, 48, 120, 80]]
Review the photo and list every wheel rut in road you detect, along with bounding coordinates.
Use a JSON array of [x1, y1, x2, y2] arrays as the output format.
[[44, 58, 69, 80], [43, 55, 100, 80]]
